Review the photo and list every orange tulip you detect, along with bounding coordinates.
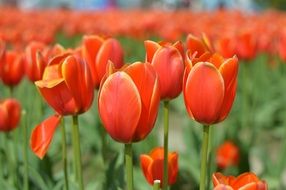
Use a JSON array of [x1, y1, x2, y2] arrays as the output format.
[[0, 99, 21, 132], [98, 62, 160, 143], [183, 52, 238, 125], [0, 49, 24, 87], [81, 35, 124, 88], [186, 34, 213, 57], [213, 172, 268, 190], [25, 41, 46, 81], [31, 52, 94, 158], [236, 31, 257, 61], [25, 42, 65, 82], [140, 147, 178, 187], [35, 53, 94, 115], [144, 40, 184, 100], [216, 141, 239, 169]]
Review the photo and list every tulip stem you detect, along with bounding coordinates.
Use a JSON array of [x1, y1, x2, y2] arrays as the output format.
[[163, 101, 169, 190], [72, 115, 84, 190], [61, 118, 69, 190], [153, 180, 161, 190], [22, 111, 29, 190], [124, 143, 133, 190], [200, 125, 210, 190]]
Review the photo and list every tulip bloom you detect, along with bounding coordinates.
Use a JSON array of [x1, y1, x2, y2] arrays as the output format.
[[0, 99, 21, 132], [144, 40, 184, 100], [183, 52, 238, 125], [98, 62, 160, 143], [213, 172, 268, 190], [81, 35, 124, 88], [35, 53, 94, 116], [186, 34, 213, 57], [0, 49, 24, 87], [216, 141, 239, 169], [140, 147, 178, 187], [31, 53, 94, 158], [236, 31, 257, 61]]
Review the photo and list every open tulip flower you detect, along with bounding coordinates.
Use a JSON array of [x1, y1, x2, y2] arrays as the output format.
[[213, 172, 268, 190], [98, 61, 160, 143], [216, 141, 240, 169], [31, 52, 94, 158], [183, 52, 238, 125], [186, 33, 213, 58], [140, 147, 178, 188], [0, 98, 21, 132], [0, 48, 24, 87], [81, 35, 124, 88], [25, 41, 65, 82], [144, 40, 184, 100]]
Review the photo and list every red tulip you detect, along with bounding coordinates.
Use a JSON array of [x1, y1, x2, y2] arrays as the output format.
[[25, 42, 65, 82], [140, 147, 178, 187], [183, 52, 238, 125], [145, 40, 184, 100], [215, 36, 236, 58], [98, 62, 160, 143], [216, 141, 239, 169], [213, 172, 268, 190], [236, 31, 257, 60], [25, 41, 46, 81], [0, 49, 24, 87], [0, 98, 21, 132], [35, 53, 94, 115], [31, 53, 94, 159], [186, 34, 213, 57], [81, 35, 124, 88]]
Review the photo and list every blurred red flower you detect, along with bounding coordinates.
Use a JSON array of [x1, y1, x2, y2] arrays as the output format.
[[216, 141, 239, 169], [0, 98, 21, 132]]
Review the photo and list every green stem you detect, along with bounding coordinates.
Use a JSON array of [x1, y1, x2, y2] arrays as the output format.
[[22, 111, 29, 190], [163, 101, 169, 190], [153, 180, 161, 190], [72, 115, 84, 190], [9, 86, 14, 98], [61, 118, 69, 190], [199, 125, 210, 190], [125, 143, 133, 190]]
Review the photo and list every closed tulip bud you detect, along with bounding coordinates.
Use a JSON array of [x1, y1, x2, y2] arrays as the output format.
[[140, 147, 178, 187], [98, 62, 160, 143], [0, 98, 21, 132], [183, 52, 238, 125], [213, 172, 268, 190], [82, 35, 124, 88], [145, 40, 184, 100], [0, 49, 24, 87]]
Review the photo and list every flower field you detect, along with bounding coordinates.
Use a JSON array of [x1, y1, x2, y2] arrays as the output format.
[[0, 7, 285, 190]]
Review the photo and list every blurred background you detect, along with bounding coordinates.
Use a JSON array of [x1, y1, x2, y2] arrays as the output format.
[[0, 0, 285, 11]]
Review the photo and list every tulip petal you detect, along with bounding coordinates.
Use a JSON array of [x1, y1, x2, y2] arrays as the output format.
[[168, 152, 178, 184], [239, 181, 268, 190], [30, 115, 61, 159], [95, 38, 124, 86], [208, 53, 224, 69], [0, 104, 9, 131], [151, 46, 184, 99], [186, 34, 207, 57], [185, 62, 224, 124], [232, 172, 260, 189], [62, 56, 94, 114], [144, 40, 161, 63], [98, 72, 141, 143], [35, 79, 77, 115], [140, 155, 154, 185], [124, 62, 160, 141], [150, 158, 164, 186], [150, 147, 164, 159], [214, 184, 234, 190], [218, 56, 238, 121], [173, 41, 184, 59], [82, 35, 103, 86]]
